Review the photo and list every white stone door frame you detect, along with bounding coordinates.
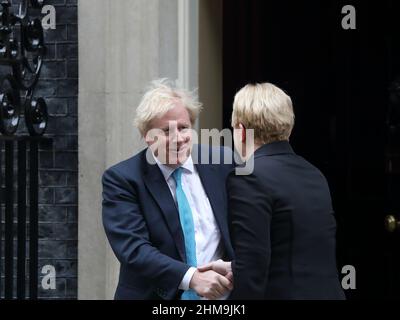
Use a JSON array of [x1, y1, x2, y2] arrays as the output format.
[[78, 0, 201, 300], [178, 0, 199, 130]]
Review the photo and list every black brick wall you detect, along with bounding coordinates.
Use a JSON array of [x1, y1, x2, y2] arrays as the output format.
[[37, 0, 78, 300], [0, 0, 79, 299]]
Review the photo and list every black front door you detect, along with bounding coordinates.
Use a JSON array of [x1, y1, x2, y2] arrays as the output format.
[[223, 0, 400, 299]]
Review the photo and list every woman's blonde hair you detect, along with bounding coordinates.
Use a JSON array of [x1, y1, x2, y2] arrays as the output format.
[[232, 82, 295, 144], [134, 79, 202, 135]]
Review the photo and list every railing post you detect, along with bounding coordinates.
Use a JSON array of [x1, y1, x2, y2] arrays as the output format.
[[4, 141, 14, 299], [0, 136, 51, 300], [0, 140, 3, 299], [29, 140, 39, 300], [17, 140, 27, 299]]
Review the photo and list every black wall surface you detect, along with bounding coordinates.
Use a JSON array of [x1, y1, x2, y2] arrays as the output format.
[[0, 0, 78, 299], [223, 0, 400, 299], [36, 0, 78, 300]]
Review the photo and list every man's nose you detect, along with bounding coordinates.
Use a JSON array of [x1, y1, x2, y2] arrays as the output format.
[[171, 130, 185, 144]]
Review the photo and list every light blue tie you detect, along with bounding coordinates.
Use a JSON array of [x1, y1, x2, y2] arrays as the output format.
[[172, 167, 199, 300]]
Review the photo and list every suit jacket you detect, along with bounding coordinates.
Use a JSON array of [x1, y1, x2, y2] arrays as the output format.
[[102, 145, 234, 300], [228, 141, 345, 300]]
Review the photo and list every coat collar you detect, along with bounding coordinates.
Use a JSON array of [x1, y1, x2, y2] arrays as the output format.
[[254, 140, 295, 158], [142, 149, 187, 262], [152, 152, 195, 181]]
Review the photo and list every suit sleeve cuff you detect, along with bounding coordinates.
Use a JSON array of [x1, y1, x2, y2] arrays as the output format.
[[179, 267, 197, 291]]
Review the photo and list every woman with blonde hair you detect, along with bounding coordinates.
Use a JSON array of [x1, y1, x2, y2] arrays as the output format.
[[201, 82, 345, 300], [228, 82, 345, 299]]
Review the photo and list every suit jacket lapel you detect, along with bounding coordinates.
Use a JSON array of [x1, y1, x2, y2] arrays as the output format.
[[195, 163, 233, 259], [142, 154, 186, 263]]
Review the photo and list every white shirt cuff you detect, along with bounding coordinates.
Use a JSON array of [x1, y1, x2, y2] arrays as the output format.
[[179, 267, 197, 291]]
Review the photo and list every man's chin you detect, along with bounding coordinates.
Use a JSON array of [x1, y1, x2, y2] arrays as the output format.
[[167, 149, 190, 166], [153, 145, 192, 167]]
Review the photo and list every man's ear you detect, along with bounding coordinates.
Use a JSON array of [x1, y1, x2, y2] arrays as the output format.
[[144, 132, 151, 145], [239, 123, 246, 143], [144, 128, 163, 146]]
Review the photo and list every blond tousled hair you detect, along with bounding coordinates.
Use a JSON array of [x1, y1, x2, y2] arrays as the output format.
[[134, 79, 202, 135], [231, 82, 295, 144]]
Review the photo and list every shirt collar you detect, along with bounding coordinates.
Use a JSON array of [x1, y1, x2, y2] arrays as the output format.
[[152, 151, 194, 181]]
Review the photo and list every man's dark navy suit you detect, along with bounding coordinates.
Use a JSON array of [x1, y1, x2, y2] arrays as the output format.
[[102, 145, 234, 300]]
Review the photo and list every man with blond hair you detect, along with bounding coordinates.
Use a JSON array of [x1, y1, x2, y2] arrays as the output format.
[[102, 79, 234, 300], [200, 82, 345, 300]]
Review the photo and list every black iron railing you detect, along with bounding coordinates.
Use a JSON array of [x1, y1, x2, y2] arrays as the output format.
[[0, 0, 48, 136], [0, 136, 51, 299], [0, 0, 49, 300]]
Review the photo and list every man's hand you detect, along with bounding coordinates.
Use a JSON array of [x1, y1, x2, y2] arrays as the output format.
[[198, 259, 233, 281], [189, 269, 233, 300]]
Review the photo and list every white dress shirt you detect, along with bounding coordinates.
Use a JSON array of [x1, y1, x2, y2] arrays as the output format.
[[154, 155, 226, 298]]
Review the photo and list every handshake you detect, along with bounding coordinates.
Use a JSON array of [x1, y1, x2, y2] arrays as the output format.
[[189, 259, 233, 300]]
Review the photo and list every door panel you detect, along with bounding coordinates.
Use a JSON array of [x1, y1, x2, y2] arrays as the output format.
[[223, 0, 400, 299]]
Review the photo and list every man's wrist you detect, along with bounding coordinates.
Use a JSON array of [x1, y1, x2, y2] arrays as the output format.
[[179, 267, 197, 291], [227, 261, 232, 274]]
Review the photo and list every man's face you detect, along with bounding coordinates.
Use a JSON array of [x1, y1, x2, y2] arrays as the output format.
[[145, 102, 193, 168]]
